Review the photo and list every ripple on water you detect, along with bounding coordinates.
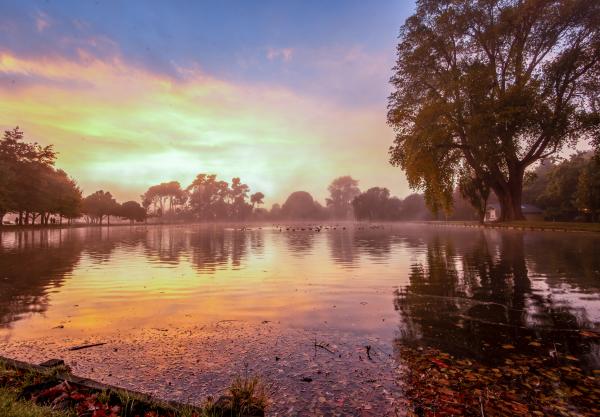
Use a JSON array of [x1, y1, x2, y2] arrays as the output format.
[[0, 223, 599, 414]]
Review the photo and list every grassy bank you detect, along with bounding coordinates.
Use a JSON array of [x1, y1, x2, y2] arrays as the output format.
[[0, 358, 267, 417], [427, 220, 600, 233], [0, 387, 73, 417]]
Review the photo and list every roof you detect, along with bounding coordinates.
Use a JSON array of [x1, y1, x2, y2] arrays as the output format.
[[521, 204, 543, 214], [486, 203, 543, 214]]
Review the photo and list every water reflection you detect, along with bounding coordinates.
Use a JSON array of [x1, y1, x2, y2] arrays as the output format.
[[0, 224, 598, 371], [284, 230, 315, 255], [0, 230, 82, 327], [394, 230, 600, 369], [188, 227, 249, 271]]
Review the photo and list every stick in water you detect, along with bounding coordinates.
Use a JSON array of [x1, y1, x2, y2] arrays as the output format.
[[68, 343, 107, 351]]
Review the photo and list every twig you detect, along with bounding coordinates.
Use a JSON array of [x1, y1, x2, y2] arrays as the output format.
[[68, 343, 106, 351], [313, 339, 334, 354], [365, 345, 373, 360], [479, 396, 485, 417]]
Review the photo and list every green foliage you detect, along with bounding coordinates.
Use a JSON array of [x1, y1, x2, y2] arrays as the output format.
[[522, 152, 600, 221], [0, 127, 81, 225], [458, 168, 490, 223], [388, 0, 600, 220], [204, 376, 268, 417], [0, 388, 75, 417], [575, 158, 600, 221]]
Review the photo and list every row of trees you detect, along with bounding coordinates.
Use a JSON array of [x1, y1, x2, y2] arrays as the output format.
[[0, 128, 147, 226], [352, 188, 431, 221], [0, 127, 462, 225], [141, 176, 265, 221], [137, 175, 436, 223], [0, 127, 81, 225], [82, 191, 146, 225], [258, 177, 434, 222]]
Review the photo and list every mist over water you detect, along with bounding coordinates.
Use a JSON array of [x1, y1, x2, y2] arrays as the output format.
[[1, 223, 598, 353]]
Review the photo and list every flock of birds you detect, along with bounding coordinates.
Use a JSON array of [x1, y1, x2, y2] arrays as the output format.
[[234, 224, 389, 232]]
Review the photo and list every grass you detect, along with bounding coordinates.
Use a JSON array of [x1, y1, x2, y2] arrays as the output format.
[[0, 359, 267, 417], [495, 220, 600, 232], [0, 386, 75, 417], [430, 220, 600, 232], [208, 376, 268, 416]]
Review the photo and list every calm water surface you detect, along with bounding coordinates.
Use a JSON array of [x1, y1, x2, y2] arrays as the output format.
[[0, 224, 599, 415]]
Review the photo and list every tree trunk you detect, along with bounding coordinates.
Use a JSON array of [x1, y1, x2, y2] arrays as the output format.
[[487, 165, 526, 222], [494, 183, 525, 221]]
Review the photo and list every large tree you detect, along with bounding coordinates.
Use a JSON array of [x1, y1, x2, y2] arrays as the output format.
[[119, 201, 147, 224], [351, 187, 403, 221], [326, 176, 361, 219], [82, 190, 119, 224], [186, 174, 229, 221], [388, 0, 600, 220], [141, 181, 186, 217]]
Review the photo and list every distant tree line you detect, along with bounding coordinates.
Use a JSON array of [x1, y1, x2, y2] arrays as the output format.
[[0, 128, 147, 226], [140, 175, 265, 222], [5, 128, 597, 226]]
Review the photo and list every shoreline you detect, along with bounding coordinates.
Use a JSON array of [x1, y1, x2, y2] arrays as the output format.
[[1, 219, 599, 233], [420, 220, 600, 233], [0, 355, 265, 417]]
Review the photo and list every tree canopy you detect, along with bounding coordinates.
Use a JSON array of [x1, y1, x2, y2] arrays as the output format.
[[82, 190, 119, 224], [523, 152, 600, 220], [141, 181, 187, 217], [388, 0, 600, 220], [326, 176, 361, 219], [280, 191, 327, 219], [0, 127, 81, 225]]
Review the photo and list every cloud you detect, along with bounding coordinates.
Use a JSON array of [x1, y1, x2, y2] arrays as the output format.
[[266, 47, 294, 63], [34, 11, 51, 32], [0, 43, 408, 204]]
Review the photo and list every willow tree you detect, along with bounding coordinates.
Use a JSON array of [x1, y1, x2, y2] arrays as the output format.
[[388, 0, 600, 220]]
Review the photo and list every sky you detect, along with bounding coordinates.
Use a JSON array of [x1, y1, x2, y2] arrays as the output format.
[[0, 0, 415, 205]]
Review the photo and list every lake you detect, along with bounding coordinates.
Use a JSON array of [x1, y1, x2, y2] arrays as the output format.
[[1, 224, 599, 415]]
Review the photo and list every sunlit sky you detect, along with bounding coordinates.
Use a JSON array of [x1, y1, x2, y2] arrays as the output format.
[[0, 0, 414, 205]]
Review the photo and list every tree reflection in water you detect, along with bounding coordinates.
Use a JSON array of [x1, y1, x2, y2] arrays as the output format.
[[394, 230, 600, 370], [0, 229, 85, 328], [1, 224, 598, 372]]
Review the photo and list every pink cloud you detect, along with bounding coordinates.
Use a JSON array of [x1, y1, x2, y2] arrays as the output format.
[[266, 47, 294, 63], [35, 11, 51, 32]]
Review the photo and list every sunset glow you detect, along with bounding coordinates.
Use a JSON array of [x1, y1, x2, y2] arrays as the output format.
[[0, 1, 412, 204]]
